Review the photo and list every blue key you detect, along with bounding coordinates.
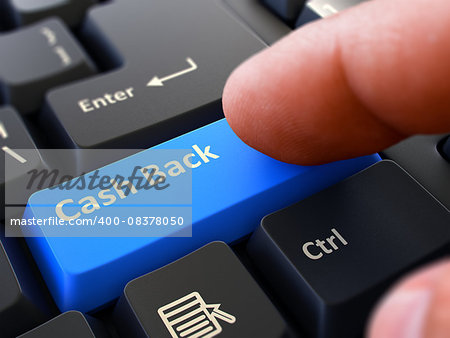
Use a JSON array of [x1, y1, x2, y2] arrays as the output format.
[[22, 119, 380, 312]]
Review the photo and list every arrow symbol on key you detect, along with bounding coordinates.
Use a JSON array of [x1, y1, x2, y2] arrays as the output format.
[[147, 57, 198, 87]]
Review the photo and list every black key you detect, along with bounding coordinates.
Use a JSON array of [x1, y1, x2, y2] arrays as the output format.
[[17, 311, 108, 338], [440, 135, 450, 161], [114, 242, 290, 338], [0, 107, 46, 221], [44, 0, 265, 149], [247, 160, 450, 338], [7, 0, 97, 28], [0, 19, 96, 114], [224, 0, 292, 45], [296, 0, 368, 27], [261, 0, 306, 26], [381, 135, 450, 210], [0, 239, 56, 337]]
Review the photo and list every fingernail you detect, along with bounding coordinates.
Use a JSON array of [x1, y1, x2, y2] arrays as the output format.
[[368, 260, 449, 338]]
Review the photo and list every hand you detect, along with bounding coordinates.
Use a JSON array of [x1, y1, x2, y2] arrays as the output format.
[[223, 0, 450, 165], [222, 0, 450, 336]]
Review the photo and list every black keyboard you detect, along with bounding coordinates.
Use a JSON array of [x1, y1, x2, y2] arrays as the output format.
[[0, 1, 449, 337]]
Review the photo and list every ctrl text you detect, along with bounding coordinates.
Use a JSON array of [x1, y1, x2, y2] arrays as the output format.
[[302, 228, 348, 260]]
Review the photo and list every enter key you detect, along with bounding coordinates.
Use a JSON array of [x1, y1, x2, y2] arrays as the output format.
[[44, 0, 266, 149]]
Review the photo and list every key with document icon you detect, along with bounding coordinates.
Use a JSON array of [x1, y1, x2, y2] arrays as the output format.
[[114, 242, 292, 337], [158, 291, 236, 338]]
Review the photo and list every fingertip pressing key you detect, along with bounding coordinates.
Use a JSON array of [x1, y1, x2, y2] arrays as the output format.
[[223, 0, 450, 165]]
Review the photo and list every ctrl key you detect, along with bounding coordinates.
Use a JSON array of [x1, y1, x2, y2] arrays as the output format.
[[247, 160, 450, 338], [113, 242, 291, 338]]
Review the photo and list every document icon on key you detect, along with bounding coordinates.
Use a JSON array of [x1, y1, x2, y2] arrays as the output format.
[[158, 291, 236, 338]]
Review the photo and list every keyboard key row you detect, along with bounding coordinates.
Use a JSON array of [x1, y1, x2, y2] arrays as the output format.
[[23, 118, 379, 312], [2, 0, 267, 147], [18, 155, 450, 338], [16, 242, 293, 337], [0, 1, 447, 336]]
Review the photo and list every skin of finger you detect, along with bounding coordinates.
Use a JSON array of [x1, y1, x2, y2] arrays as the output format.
[[423, 263, 450, 337], [368, 260, 450, 338], [339, 0, 450, 135], [223, 0, 450, 165]]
